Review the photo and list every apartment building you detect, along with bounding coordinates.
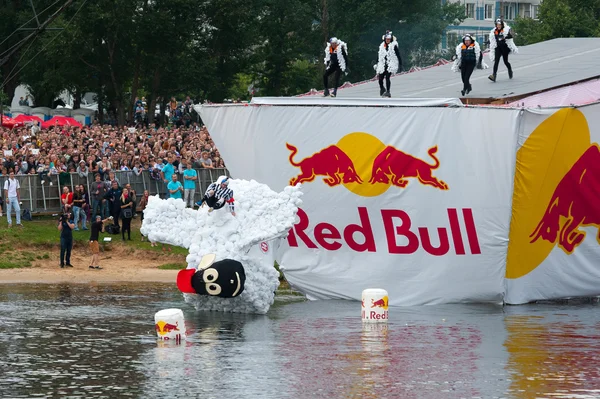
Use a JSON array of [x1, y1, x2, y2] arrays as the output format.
[[442, 0, 542, 49]]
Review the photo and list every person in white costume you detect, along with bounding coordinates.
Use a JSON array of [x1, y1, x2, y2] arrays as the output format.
[[374, 30, 402, 98], [323, 37, 348, 97], [451, 34, 487, 96], [488, 18, 518, 82]]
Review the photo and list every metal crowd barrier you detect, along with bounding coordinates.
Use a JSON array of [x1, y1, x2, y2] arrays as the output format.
[[0, 168, 231, 214]]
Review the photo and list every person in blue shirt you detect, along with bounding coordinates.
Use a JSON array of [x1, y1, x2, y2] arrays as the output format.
[[167, 174, 184, 199], [160, 155, 175, 199], [182, 160, 197, 208]]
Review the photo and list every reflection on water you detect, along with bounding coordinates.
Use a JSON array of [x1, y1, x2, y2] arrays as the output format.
[[0, 284, 598, 398], [504, 306, 600, 399]]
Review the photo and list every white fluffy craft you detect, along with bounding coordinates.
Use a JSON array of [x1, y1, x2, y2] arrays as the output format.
[[140, 179, 303, 314], [488, 24, 519, 63], [375, 38, 400, 74], [451, 40, 488, 72], [324, 39, 348, 72]]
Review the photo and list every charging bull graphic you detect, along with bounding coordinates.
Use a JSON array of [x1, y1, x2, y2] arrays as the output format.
[[529, 144, 600, 254], [155, 321, 180, 335], [369, 145, 449, 190], [287, 143, 362, 187], [371, 296, 389, 309]]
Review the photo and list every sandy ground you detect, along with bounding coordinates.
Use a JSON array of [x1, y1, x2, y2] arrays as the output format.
[[0, 245, 183, 284]]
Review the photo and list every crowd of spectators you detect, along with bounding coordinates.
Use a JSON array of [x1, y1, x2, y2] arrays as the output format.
[[0, 121, 226, 180], [1, 97, 231, 267]]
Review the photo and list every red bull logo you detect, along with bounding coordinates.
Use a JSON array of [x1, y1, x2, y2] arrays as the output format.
[[155, 321, 180, 336], [506, 108, 599, 279], [287, 207, 481, 255], [361, 295, 389, 320], [286, 132, 448, 197], [529, 144, 600, 254], [369, 145, 448, 190], [287, 143, 362, 187], [370, 296, 389, 309]]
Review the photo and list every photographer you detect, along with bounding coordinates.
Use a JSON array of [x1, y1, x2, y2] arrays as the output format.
[[89, 215, 112, 269], [57, 212, 75, 268]]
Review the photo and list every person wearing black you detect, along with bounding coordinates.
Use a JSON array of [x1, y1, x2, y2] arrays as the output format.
[[57, 212, 75, 268], [103, 180, 122, 229], [488, 18, 518, 82], [323, 37, 349, 98], [119, 188, 134, 241], [451, 34, 484, 96], [374, 30, 402, 98], [89, 215, 111, 269]]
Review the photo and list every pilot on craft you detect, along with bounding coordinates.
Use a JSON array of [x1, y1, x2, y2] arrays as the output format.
[[197, 176, 236, 216], [488, 18, 518, 82], [323, 37, 349, 98]]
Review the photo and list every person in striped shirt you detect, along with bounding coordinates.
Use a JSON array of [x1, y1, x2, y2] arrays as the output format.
[[199, 176, 236, 216]]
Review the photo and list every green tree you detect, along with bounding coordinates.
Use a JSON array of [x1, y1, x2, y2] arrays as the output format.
[[513, 0, 600, 45]]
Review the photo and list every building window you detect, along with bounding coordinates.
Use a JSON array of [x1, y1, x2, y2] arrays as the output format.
[[484, 4, 494, 19], [519, 3, 531, 18], [532, 5, 540, 19], [503, 4, 515, 20], [466, 3, 475, 19], [447, 32, 460, 47]]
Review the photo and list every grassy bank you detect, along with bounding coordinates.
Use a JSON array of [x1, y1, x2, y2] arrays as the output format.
[[0, 216, 187, 269]]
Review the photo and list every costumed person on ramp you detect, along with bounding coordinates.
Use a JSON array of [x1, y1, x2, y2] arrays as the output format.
[[198, 175, 235, 216], [374, 30, 402, 98], [488, 18, 518, 82], [323, 37, 348, 97], [451, 34, 486, 96]]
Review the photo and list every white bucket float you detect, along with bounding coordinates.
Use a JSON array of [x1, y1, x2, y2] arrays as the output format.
[[361, 288, 389, 323], [154, 308, 186, 343]]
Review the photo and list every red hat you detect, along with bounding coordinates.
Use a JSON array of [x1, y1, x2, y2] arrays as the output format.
[[176, 269, 197, 294]]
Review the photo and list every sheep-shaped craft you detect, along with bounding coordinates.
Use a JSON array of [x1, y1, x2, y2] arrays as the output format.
[[140, 178, 303, 314]]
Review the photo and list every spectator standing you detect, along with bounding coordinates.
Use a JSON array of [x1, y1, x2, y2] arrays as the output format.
[[57, 212, 75, 268], [160, 155, 175, 198], [73, 185, 88, 230], [89, 215, 111, 269], [182, 160, 197, 208], [77, 160, 89, 181], [124, 183, 137, 217], [139, 190, 150, 242], [72, 186, 83, 231], [80, 184, 90, 222], [90, 174, 106, 220], [200, 152, 213, 169], [119, 188, 134, 241], [3, 172, 23, 228], [167, 174, 183, 200], [61, 186, 74, 214], [104, 181, 122, 228]]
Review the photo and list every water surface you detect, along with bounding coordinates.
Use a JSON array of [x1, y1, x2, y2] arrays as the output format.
[[0, 284, 599, 399]]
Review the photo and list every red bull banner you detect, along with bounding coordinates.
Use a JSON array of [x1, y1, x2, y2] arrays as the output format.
[[505, 105, 600, 304], [198, 100, 520, 306]]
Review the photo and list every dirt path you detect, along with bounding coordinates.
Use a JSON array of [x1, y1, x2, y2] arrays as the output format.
[[0, 245, 183, 284]]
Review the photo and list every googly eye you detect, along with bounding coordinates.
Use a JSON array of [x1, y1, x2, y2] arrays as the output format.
[[206, 283, 222, 296], [203, 269, 219, 283]]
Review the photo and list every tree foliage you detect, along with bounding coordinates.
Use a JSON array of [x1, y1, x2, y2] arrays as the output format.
[[1, 0, 465, 124], [513, 0, 600, 45]]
